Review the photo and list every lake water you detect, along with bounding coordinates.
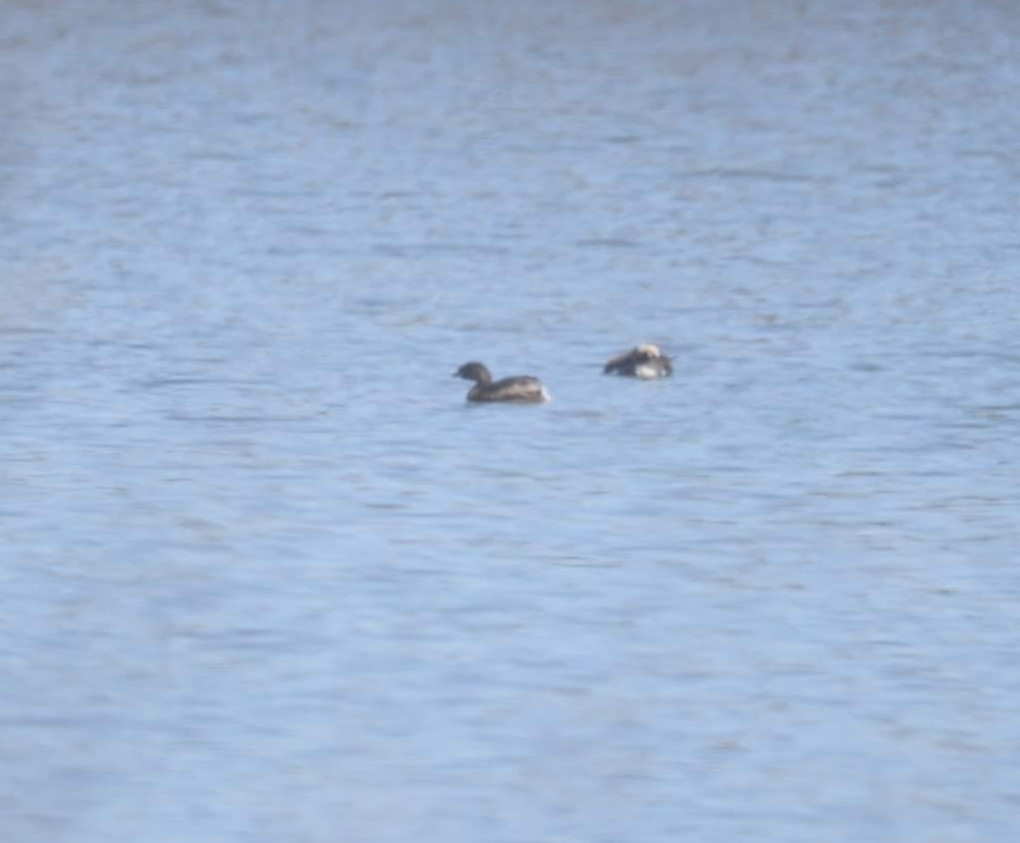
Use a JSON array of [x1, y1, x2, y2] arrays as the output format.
[[2, 0, 1019, 840]]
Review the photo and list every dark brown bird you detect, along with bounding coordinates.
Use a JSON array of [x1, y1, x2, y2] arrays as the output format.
[[453, 362, 550, 403]]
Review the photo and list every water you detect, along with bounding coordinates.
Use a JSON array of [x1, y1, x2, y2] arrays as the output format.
[[2, 0, 1019, 840]]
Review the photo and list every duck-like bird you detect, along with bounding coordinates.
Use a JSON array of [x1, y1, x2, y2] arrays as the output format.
[[603, 344, 673, 379]]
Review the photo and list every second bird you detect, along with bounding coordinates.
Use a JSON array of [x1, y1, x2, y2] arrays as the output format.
[[603, 344, 673, 379]]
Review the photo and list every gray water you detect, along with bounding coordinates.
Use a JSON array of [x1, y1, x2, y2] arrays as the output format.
[[2, 1, 1019, 840]]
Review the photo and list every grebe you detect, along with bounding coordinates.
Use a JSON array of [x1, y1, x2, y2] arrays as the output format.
[[453, 362, 550, 403]]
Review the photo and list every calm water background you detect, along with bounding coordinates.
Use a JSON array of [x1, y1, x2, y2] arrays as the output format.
[[2, 0, 1019, 840]]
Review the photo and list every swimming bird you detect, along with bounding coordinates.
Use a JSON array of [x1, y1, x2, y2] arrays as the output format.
[[453, 362, 550, 403], [603, 343, 673, 379]]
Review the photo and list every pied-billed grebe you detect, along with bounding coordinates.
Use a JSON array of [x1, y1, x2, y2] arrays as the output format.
[[603, 343, 673, 379], [454, 362, 550, 403]]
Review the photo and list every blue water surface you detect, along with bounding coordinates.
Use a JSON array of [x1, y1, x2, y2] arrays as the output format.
[[1, 1, 1019, 840]]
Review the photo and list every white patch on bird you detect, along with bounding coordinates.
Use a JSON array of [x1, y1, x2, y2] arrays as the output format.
[[635, 363, 659, 379]]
